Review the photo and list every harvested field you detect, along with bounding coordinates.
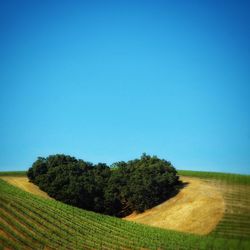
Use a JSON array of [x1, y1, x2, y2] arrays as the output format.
[[0, 176, 51, 199], [125, 176, 225, 235]]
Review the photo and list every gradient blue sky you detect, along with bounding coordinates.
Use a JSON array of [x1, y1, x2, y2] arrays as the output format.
[[0, 0, 249, 174]]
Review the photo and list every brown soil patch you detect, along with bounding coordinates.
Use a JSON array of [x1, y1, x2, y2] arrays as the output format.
[[0, 176, 51, 199], [124, 176, 225, 235]]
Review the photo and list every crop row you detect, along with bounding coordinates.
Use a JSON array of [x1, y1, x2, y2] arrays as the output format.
[[1, 178, 250, 249], [178, 170, 250, 185]]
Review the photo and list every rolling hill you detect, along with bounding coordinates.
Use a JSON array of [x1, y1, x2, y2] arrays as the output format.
[[0, 170, 250, 249]]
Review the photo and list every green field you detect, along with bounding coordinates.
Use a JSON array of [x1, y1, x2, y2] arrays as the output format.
[[0, 170, 250, 249], [0, 171, 26, 177], [178, 170, 250, 185]]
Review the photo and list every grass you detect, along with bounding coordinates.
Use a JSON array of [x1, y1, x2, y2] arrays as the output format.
[[0, 171, 26, 177], [178, 170, 250, 185], [0, 170, 250, 249]]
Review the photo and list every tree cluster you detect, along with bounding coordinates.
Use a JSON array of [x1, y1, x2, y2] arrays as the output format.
[[27, 154, 179, 217]]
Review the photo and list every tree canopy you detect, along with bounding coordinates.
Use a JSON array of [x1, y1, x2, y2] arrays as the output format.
[[27, 153, 179, 217]]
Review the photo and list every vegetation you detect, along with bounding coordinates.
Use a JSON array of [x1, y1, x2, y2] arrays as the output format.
[[0, 171, 26, 176], [1, 178, 250, 250], [0, 165, 249, 249], [27, 154, 179, 217], [178, 170, 250, 185]]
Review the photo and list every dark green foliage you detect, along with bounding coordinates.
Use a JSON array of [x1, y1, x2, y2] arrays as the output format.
[[27, 153, 179, 217]]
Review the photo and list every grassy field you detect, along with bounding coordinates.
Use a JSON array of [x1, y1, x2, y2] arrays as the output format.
[[0, 170, 250, 249], [0, 171, 26, 177], [178, 170, 250, 184]]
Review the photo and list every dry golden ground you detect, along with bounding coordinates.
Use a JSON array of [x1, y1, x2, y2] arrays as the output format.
[[124, 176, 225, 235], [0, 176, 51, 199]]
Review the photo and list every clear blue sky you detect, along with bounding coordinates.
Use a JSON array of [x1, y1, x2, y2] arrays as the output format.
[[0, 0, 249, 174]]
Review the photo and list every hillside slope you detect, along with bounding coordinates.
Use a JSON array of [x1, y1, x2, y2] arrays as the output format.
[[2, 173, 250, 239], [2, 176, 225, 235], [1, 176, 51, 199], [125, 176, 225, 235], [0, 178, 228, 250], [178, 171, 250, 240], [0, 171, 250, 249]]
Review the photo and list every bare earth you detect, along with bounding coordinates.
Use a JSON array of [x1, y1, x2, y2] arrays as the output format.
[[125, 176, 225, 235], [1, 176, 51, 199]]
